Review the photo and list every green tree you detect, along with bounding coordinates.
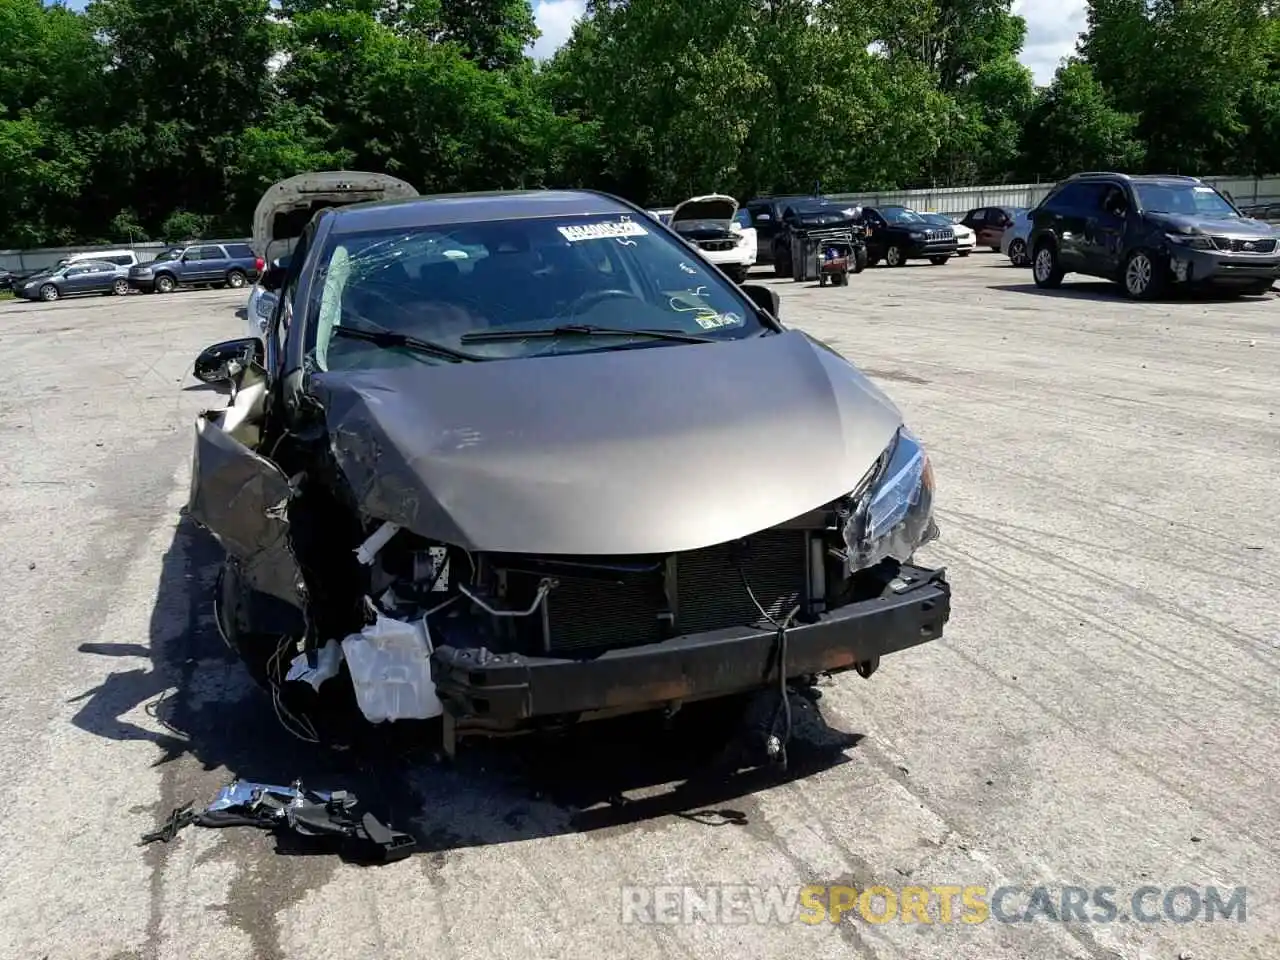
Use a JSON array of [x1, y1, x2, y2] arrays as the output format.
[[87, 0, 275, 233], [1016, 59, 1144, 180], [0, 0, 105, 245], [1082, 0, 1271, 173]]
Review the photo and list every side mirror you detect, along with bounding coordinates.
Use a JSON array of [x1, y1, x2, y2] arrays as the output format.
[[741, 283, 780, 319], [194, 337, 265, 384]]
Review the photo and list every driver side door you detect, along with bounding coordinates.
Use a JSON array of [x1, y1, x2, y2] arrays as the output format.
[[863, 209, 889, 260], [1083, 185, 1131, 278]]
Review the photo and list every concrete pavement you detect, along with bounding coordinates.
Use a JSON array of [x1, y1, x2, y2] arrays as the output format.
[[1, 258, 1276, 959]]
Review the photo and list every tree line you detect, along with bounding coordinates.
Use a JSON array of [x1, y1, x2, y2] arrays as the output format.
[[2, 0, 1277, 249]]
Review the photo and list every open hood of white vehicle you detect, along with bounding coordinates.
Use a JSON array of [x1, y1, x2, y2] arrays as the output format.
[[671, 194, 738, 227], [251, 171, 419, 261]]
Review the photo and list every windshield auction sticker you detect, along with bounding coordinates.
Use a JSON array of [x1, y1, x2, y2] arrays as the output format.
[[558, 220, 650, 242]]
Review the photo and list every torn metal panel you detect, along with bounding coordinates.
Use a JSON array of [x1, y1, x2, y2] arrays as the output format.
[[139, 779, 417, 864], [188, 409, 303, 608], [308, 329, 903, 556]]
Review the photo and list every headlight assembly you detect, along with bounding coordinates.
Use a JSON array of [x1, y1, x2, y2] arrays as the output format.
[[842, 427, 938, 571], [1166, 232, 1214, 251]]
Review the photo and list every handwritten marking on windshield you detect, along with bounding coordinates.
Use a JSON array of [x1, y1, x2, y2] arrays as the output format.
[[558, 220, 650, 242]]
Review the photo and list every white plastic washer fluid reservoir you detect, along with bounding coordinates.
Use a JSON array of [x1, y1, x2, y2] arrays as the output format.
[[341, 612, 444, 722]]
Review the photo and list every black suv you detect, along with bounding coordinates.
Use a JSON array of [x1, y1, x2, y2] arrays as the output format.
[[1028, 172, 1280, 299], [863, 206, 957, 267], [742, 195, 865, 273]]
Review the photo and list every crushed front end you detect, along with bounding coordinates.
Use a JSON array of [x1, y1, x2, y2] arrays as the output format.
[[348, 427, 949, 748]]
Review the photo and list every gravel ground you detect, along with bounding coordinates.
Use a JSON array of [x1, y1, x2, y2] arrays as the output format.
[[0, 255, 1276, 960]]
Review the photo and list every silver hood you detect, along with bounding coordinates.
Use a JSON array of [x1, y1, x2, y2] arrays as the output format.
[[309, 330, 904, 556], [251, 171, 419, 261]]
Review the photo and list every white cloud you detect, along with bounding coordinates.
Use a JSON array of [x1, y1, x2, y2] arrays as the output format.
[[1014, 0, 1089, 85], [529, 0, 586, 61]]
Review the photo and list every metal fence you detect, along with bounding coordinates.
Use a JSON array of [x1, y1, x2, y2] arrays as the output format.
[[828, 175, 1280, 216], [6, 173, 1280, 263], [0, 238, 252, 274]]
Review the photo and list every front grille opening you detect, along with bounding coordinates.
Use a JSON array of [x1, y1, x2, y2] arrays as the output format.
[[676, 530, 807, 634], [1211, 236, 1277, 253], [497, 529, 812, 656]]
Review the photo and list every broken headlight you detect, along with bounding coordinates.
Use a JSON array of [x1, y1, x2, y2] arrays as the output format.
[[843, 427, 937, 571]]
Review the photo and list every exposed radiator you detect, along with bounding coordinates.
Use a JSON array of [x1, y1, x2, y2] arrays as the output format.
[[538, 529, 810, 654]]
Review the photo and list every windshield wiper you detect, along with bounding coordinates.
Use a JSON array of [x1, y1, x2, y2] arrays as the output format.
[[330, 325, 487, 362], [460, 324, 714, 344]]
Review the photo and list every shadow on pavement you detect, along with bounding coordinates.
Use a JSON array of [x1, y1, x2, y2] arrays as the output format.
[[994, 280, 1272, 303], [70, 515, 865, 857]]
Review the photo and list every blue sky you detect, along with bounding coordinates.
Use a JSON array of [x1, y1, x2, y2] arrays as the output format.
[[528, 0, 1089, 85], [54, 0, 1089, 87]]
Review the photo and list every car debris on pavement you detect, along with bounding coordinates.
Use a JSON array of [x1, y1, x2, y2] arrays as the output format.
[[139, 778, 416, 864]]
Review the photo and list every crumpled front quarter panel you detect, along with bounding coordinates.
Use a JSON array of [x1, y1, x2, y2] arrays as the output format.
[[189, 412, 303, 607]]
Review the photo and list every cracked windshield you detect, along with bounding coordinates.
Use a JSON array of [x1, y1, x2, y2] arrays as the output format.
[[308, 214, 765, 369]]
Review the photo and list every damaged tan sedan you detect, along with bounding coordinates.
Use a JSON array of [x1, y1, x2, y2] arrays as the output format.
[[189, 189, 951, 758]]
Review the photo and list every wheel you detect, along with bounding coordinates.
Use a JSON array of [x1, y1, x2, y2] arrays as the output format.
[[1009, 238, 1028, 267], [1122, 249, 1165, 300], [958, 250, 971, 258], [39, 283, 58, 302], [885, 244, 905, 267], [1032, 242, 1064, 289], [112, 278, 129, 296], [852, 246, 868, 273], [226, 269, 247, 289], [154, 273, 176, 294], [930, 256, 949, 265], [1241, 280, 1273, 296]]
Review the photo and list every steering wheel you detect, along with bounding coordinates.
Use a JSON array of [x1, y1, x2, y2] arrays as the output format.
[[566, 287, 641, 317]]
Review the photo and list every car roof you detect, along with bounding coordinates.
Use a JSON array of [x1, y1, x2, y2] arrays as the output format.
[[68, 259, 114, 268], [325, 189, 638, 235]]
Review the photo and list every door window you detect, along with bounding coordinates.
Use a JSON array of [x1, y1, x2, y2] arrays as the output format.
[[1047, 182, 1105, 211], [195, 245, 226, 260]]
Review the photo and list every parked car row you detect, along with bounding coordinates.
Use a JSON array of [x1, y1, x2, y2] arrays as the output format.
[[4, 243, 266, 304]]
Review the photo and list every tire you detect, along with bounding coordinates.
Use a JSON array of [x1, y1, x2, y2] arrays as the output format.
[[930, 256, 949, 265], [773, 251, 791, 277], [112, 278, 129, 296], [885, 244, 906, 267], [958, 250, 971, 258], [852, 246, 868, 273], [1241, 280, 1273, 296], [154, 273, 176, 294], [226, 269, 247, 289], [1032, 242, 1064, 289], [39, 283, 58, 302], [1009, 238, 1028, 267], [1122, 249, 1165, 301]]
